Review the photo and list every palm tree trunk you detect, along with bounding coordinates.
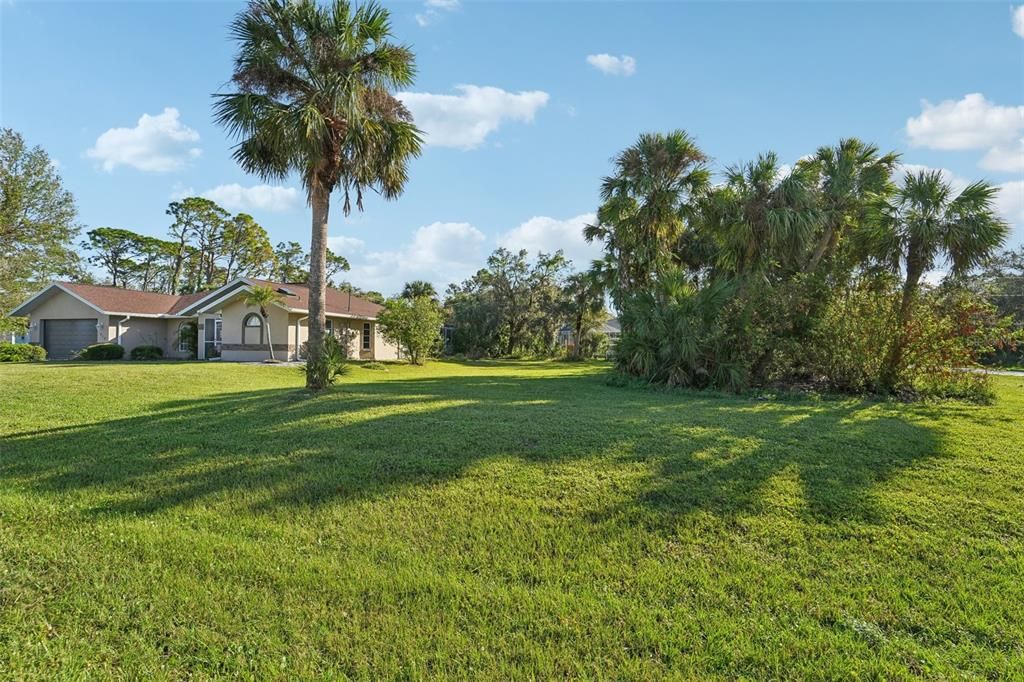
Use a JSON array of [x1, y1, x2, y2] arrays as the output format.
[[264, 318, 275, 361], [880, 259, 924, 391], [306, 182, 329, 389], [804, 224, 834, 273]]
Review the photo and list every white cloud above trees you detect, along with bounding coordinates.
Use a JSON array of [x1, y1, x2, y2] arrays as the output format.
[[905, 93, 1024, 173], [497, 213, 602, 269], [87, 107, 200, 172], [981, 140, 1024, 173], [170, 183, 300, 213], [398, 85, 549, 149], [200, 184, 300, 212], [336, 212, 604, 296], [345, 221, 487, 295], [995, 180, 1024, 234]]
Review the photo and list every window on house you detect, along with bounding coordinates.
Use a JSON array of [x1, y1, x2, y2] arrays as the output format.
[[362, 322, 371, 351], [242, 313, 263, 345], [177, 322, 190, 352], [325, 319, 334, 337]]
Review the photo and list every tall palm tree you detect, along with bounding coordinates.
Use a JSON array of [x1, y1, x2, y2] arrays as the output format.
[[214, 0, 422, 389], [401, 280, 437, 301], [798, 138, 899, 274], [702, 152, 819, 278], [584, 130, 710, 305], [244, 285, 282, 362], [872, 170, 1008, 388]]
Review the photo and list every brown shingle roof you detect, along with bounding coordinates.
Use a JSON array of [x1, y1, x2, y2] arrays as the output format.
[[168, 291, 211, 314], [59, 282, 195, 315], [246, 279, 383, 318], [53, 280, 382, 318]]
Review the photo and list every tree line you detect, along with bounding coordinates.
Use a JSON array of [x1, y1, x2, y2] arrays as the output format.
[[82, 197, 364, 296], [442, 248, 607, 359]]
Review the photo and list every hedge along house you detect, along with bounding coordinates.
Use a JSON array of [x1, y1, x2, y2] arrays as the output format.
[[9, 278, 399, 361]]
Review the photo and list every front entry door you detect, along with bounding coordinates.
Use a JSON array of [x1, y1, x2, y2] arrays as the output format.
[[204, 318, 222, 359]]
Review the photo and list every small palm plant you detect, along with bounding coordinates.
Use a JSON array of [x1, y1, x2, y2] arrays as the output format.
[[244, 285, 282, 362]]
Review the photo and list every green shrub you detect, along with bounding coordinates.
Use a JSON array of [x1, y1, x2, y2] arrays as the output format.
[[377, 295, 445, 365], [615, 274, 747, 391], [302, 334, 350, 386], [0, 343, 46, 362], [77, 343, 124, 361], [362, 361, 389, 370], [130, 345, 164, 360], [807, 281, 898, 394], [614, 270, 1003, 402]]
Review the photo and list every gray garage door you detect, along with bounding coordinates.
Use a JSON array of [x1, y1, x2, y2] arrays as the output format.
[[43, 319, 97, 359]]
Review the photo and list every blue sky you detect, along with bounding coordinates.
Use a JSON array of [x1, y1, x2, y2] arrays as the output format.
[[2, 0, 1022, 295]]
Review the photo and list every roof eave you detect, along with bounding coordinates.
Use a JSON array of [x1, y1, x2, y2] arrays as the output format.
[[8, 283, 107, 317]]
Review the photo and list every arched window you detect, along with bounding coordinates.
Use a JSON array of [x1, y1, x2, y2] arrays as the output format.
[[177, 321, 191, 352], [242, 313, 263, 345]]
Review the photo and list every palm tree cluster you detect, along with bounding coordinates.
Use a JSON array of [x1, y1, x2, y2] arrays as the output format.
[[590, 131, 1009, 396]]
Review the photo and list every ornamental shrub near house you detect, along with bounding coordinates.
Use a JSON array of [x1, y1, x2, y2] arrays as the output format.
[[130, 345, 164, 360], [0, 343, 46, 362], [76, 343, 124, 361]]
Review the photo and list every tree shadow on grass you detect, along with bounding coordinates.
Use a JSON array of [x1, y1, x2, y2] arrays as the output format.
[[0, 371, 947, 524]]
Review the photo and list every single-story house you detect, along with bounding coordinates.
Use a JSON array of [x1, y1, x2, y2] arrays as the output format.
[[8, 278, 400, 361]]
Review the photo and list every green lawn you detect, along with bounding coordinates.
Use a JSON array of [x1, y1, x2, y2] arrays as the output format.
[[1, 360, 1022, 679]]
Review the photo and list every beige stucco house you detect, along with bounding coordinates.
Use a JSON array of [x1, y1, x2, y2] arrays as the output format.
[[9, 278, 399, 362]]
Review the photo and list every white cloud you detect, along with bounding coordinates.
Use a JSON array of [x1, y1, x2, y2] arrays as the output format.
[[980, 139, 1024, 172], [586, 54, 637, 77], [87, 107, 201, 172], [168, 182, 300, 212], [415, 0, 458, 26], [327, 235, 366, 254], [906, 93, 1024, 151], [497, 213, 603, 270], [199, 183, 300, 212], [398, 85, 549, 149], [995, 180, 1024, 232], [347, 221, 487, 295], [1013, 6, 1024, 38]]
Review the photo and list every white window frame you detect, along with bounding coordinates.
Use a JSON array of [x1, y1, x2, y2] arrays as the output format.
[[362, 322, 371, 351]]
